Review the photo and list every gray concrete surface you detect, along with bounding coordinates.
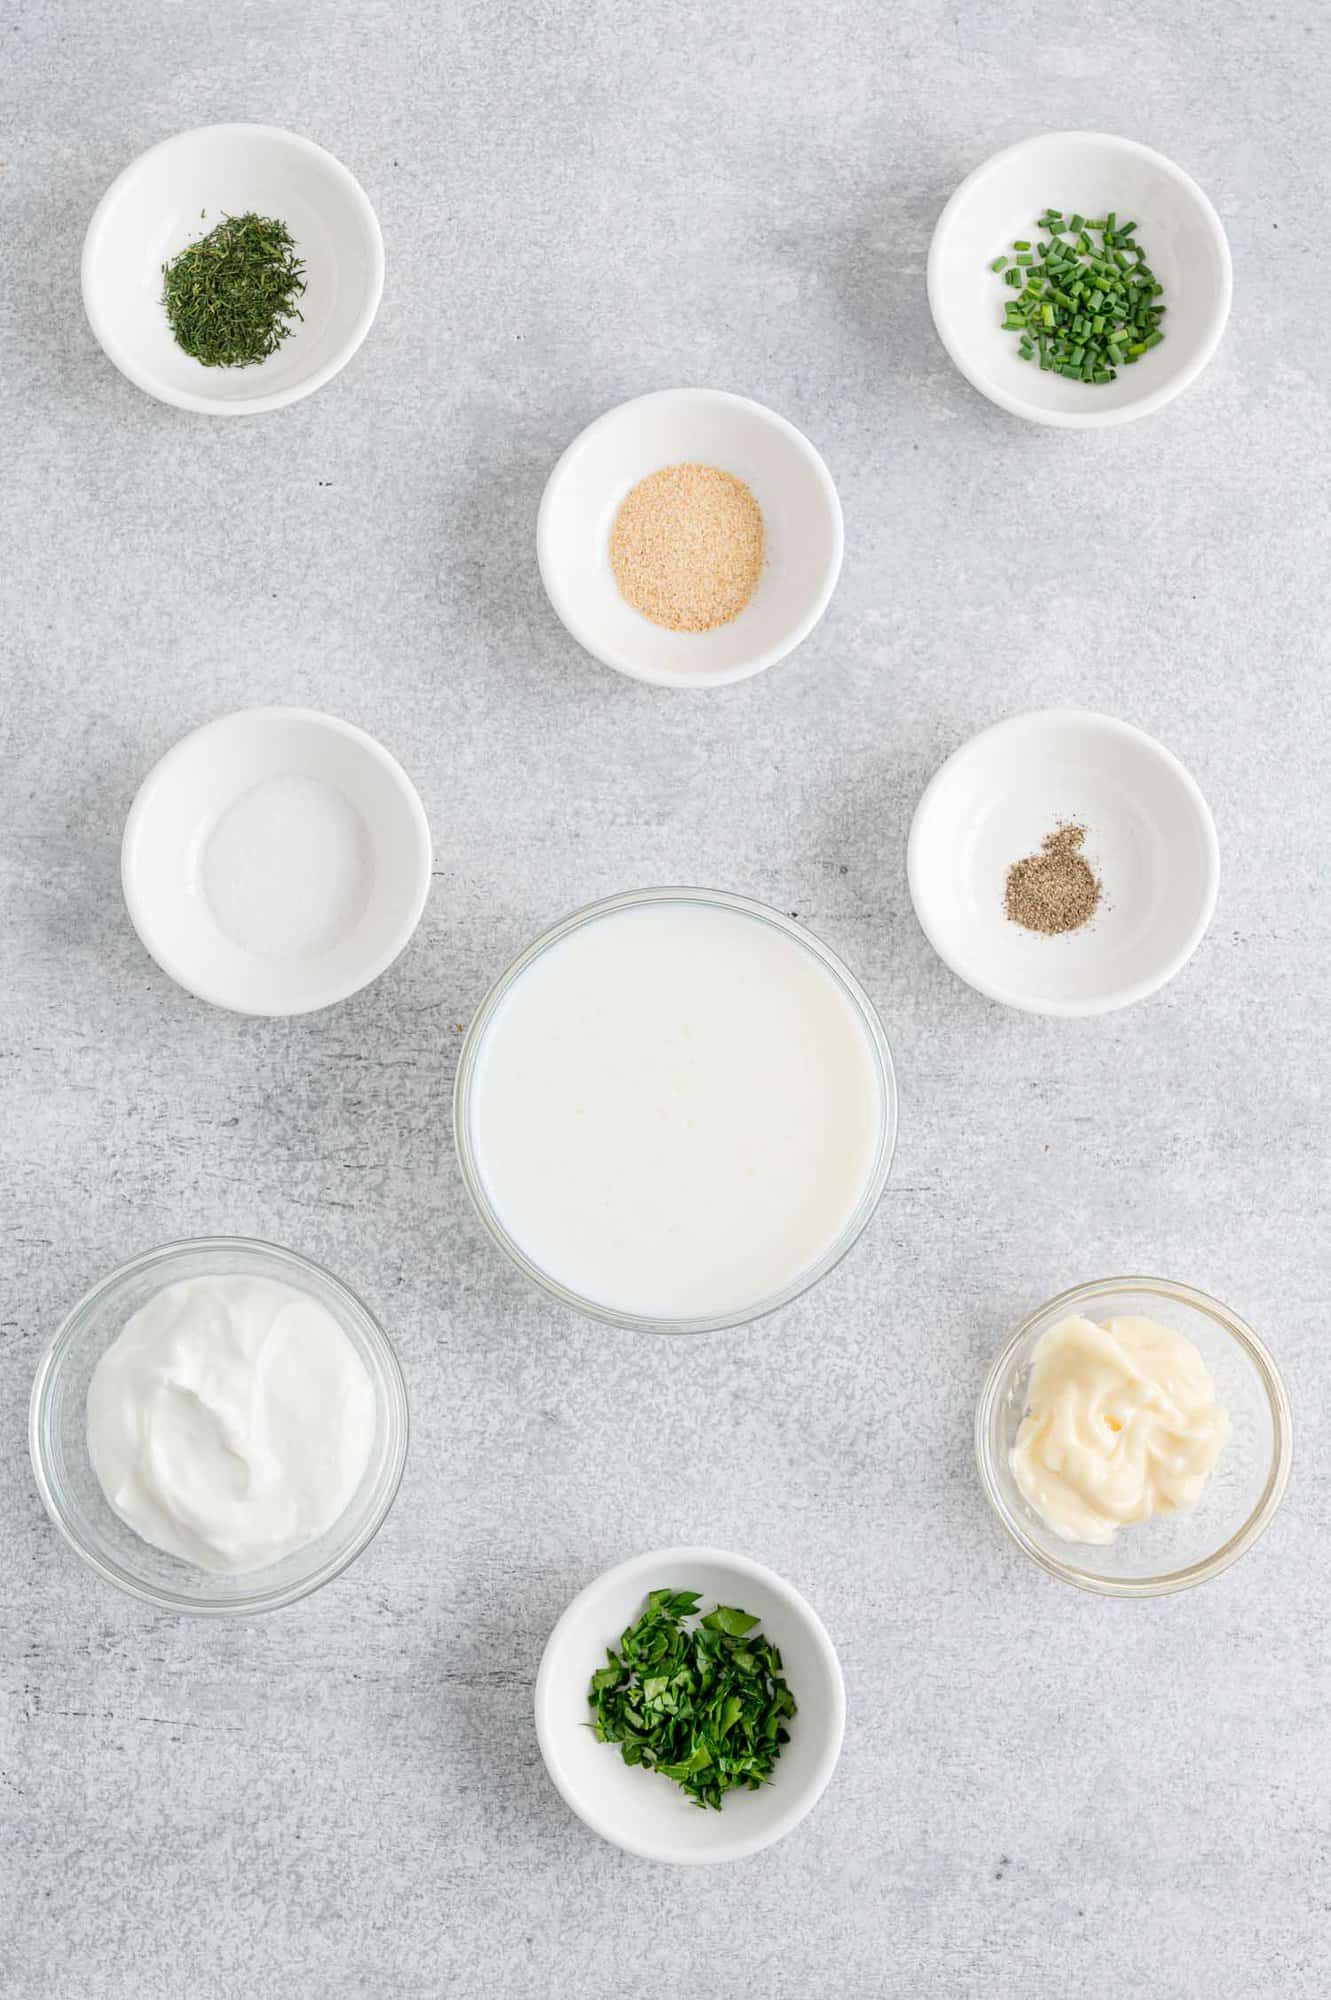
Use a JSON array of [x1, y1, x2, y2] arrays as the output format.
[[2, 3, 1329, 1995]]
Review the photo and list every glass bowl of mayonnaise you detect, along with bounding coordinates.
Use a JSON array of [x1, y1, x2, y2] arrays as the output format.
[[976, 1277, 1292, 1596], [29, 1237, 409, 1614]]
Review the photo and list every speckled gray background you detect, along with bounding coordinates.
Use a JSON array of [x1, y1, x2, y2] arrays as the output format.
[[2, 2, 1329, 1995]]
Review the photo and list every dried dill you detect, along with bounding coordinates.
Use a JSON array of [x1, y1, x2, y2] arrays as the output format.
[[162, 212, 306, 368]]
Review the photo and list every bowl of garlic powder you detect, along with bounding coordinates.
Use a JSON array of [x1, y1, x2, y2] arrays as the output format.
[[537, 388, 844, 689]]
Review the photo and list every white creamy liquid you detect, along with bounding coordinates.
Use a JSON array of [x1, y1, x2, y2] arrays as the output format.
[[468, 901, 884, 1318], [201, 773, 372, 959], [87, 1274, 376, 1573]]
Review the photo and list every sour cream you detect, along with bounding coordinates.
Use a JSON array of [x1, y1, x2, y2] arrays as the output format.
[[1010, 1314, 1231, 1545], [87, 1274, 376, 1572]]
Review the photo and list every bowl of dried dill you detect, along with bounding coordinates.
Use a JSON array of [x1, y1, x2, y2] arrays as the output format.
[[82, 123, 384, 416]]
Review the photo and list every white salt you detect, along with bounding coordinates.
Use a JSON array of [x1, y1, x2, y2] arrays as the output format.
[[201, 774, 372, 960]]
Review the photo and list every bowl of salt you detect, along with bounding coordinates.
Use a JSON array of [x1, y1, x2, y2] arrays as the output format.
[[121, 707, 432, 1016]]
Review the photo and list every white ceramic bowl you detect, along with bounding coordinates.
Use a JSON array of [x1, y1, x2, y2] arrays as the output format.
[[908, 709, 1219, 1016], [928, 131, 1231, 427], [83, 124, 384, 415], [537, 389, 844, 687], [122, 707, 432, 1016], [535, 1547, 845, 1864]]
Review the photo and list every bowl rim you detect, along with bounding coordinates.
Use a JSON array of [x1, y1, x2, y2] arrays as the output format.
[[120, 703, 433, 1017], [906, 705, 1220, 1017], [535, 386, 845, 687], [28, 1233, 411, 1615], [975, 1275, 1294, 1597], [452, 884, 898, 1333], [81, 121, 386, 417], [926, 129, 1233, 430], [533, 1544, 847, 1864]]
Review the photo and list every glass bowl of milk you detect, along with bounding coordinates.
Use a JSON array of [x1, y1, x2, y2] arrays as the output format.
[[29, 1237, 409, 1614], [454, 888, 898, 1332]]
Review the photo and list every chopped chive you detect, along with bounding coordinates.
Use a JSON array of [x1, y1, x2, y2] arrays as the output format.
[[990, 206, 1164, 384]]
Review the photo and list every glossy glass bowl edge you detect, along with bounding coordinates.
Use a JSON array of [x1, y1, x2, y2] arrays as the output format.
[[975, 1275, 1293, 1597], [453, 886, 898, 1334], [29, 1234, 410, 1615]]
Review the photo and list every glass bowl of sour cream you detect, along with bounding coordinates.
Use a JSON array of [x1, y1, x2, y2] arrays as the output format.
[[454, 887, 898, 1334], [976, 1277, 1292, 1596], [29, 1237, 409, 1614]]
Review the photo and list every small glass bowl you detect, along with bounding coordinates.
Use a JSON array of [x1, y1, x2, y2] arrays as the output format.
[[976, 1277, 1292, 1597], [453, 887, 898, 1334], [29, 1236, 409, 1615]]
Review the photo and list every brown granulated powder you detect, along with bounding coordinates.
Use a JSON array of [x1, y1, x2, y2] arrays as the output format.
[[1004, 823, 1101, 935], [609, 463, 765, 633]]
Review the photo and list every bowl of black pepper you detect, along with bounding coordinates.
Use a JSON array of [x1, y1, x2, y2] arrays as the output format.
[[907, 708, 1219, 1016], [82, 123, 384, 416]]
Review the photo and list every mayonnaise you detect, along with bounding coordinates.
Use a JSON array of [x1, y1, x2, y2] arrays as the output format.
[[1009, 1314, 1231, 1545], [87, 1274, 376, 1572]]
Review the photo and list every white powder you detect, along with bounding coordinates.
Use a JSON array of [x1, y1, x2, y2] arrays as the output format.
[[201, 774, 372, 960]]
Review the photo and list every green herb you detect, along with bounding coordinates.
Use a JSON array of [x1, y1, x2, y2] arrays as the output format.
[[162, 212, 306, 368], [987, 209, 1165, 383], [587, 1588, 796, 1810]]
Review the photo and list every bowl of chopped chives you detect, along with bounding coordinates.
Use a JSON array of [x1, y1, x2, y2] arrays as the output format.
[[82, 124, 384, 416], [928, 131, 1231, 428], [535, 1547, 846, 1864]]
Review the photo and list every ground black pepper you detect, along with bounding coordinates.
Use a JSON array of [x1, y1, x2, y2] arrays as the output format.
[[1004, 824, 1101, 935]]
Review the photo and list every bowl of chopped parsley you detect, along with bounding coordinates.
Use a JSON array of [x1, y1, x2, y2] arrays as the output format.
[[82, 123, 383, 416], [535, 1546, 845, 1864], [928, 131, 1231, 428]]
